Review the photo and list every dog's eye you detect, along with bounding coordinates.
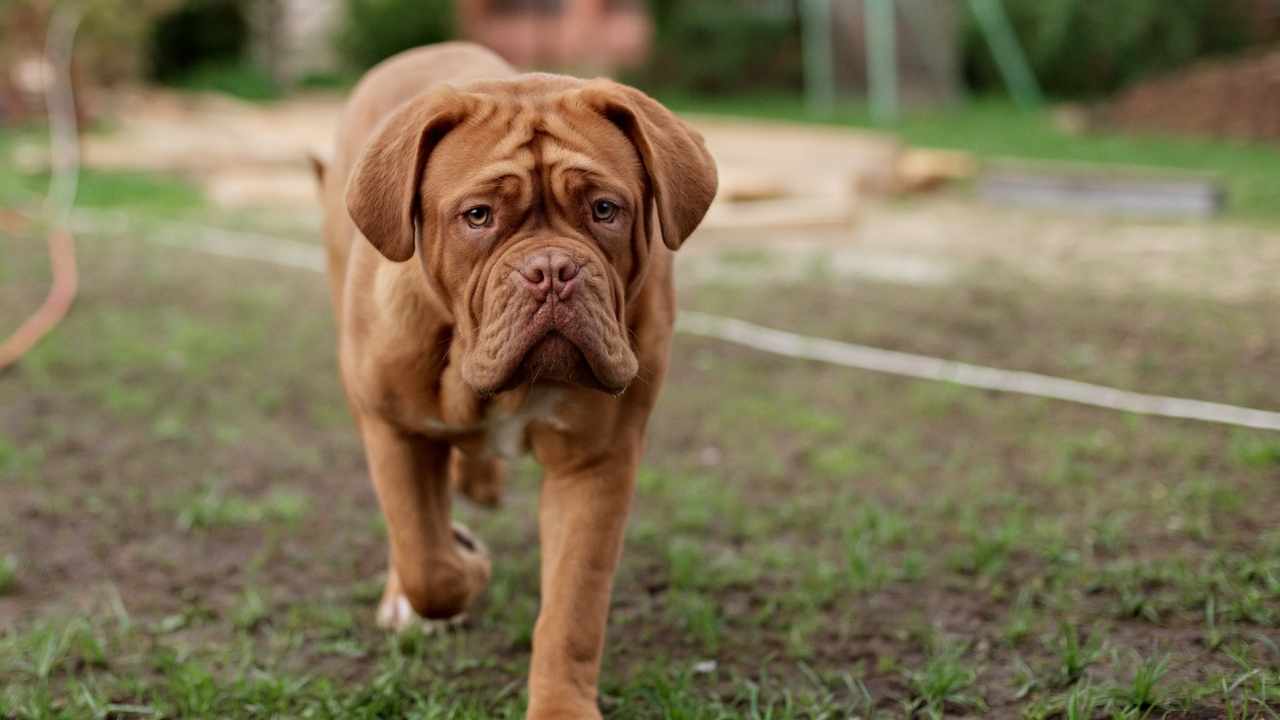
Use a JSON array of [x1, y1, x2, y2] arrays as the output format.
[[591, 199, 619, 223], [463, 205, 492, 228]]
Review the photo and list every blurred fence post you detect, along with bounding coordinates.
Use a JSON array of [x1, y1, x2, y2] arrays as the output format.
[[967, 0, 1042, 108], [897, 0, 963, 106], [802, 0, 836, 117], [248, 0, 285, 85], [865, 0, 899, 123]]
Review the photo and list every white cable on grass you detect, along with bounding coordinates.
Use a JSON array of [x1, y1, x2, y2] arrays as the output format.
[[46, 4, 83, 226], [62, 208, 326, 271], [677, 310, 1280, 432], [72, 208, 1280, 433]]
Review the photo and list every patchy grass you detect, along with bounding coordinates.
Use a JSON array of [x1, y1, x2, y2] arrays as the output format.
[[0, 556, 16, 596], [175, 484, 310, 531], [2, 165, 1279, 717], [663, 94, 1280, 223], [0, 128, 205, 217]]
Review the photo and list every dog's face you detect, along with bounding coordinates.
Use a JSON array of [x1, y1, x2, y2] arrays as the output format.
[[346, 76, 717, 396]]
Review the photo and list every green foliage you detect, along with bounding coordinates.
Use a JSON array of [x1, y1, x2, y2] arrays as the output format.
[[143, 0, 282, 102], [337, 0, 455, 70], [147, 0, 249, 84], [964, 0, 1253, 97], [173, 60, 282, 102], [633, 1, 803, 96], [296, 69, 362, 91], [644, 0, 1254, 100]]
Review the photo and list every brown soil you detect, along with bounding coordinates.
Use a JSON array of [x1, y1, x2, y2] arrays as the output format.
[[1103, 49, 1280, 143]]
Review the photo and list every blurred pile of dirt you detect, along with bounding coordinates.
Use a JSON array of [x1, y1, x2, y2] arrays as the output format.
[[1102, 49, 1280, 142]]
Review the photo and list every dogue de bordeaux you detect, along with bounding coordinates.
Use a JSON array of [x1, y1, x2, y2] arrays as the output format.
[[317, 42, 717, 718]]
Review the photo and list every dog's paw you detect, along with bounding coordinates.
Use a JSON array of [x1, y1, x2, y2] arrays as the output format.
[[375, 592, 466, 634], [376, 522, 491, 632], [526, 701, 604, 720]]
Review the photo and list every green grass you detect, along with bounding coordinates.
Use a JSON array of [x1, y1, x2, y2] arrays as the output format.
[[3, 162, 1280, 717], [175, 484, 310, 531], [906, 643, 983, 718], [0, 153, 204, 219], [663, 93, 1280, 222], [0, 125, 205, 218], [0, 556, 16, 595]]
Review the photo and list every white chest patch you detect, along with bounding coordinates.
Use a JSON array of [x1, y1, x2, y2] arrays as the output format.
[[420, 385, 567, 460]]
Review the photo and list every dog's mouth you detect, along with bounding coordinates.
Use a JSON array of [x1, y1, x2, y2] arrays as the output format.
[[501, 331, 605, 392], [461, 252, 641, 397], [464, 302, 638, 397]]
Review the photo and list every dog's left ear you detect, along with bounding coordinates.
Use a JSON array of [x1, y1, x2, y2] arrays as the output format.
[[579, 80, 718, 251]]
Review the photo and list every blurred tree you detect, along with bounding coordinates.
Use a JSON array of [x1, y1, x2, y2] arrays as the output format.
[[1, 0, 180, 125], [633, 0, 803, 96], [148, 0, 249, 83], [80, 0, 183, 82], [337, 0, 455, 70], [963, 0, 1254, 97], [0, 0, 180, 85]]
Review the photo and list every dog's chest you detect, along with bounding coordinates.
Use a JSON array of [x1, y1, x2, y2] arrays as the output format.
[[420, 385, 566, 459]]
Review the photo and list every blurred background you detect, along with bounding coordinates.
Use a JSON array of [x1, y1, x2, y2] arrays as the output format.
[[2, 2, 1280, 718], [5, 0, 1280, 218]]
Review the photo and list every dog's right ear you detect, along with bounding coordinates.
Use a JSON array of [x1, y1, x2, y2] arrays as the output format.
[[307, 151, 327, 186], [346, 88, 473, 262]]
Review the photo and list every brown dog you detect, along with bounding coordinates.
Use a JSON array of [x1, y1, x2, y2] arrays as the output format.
[[318, 43, 717, 718]]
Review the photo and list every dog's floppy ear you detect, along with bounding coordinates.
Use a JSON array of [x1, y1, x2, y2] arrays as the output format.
[[346, 88, 473, 262], [578, 80, 718, 251]]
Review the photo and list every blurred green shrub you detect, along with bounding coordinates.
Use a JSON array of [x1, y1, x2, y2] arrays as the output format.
[[964, 0, 1253, 97], [174, 61, 282, 102], [632, 0, 803, 96], [337, 0, 455, 70], [148, 0, 249, 84]]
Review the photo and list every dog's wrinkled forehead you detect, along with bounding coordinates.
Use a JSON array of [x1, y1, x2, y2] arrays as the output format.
[[347, 75, 716, 263], [421, 92, 645, 202]]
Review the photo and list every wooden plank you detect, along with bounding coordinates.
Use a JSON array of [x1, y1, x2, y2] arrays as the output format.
[[977, 160, 1227, 218]]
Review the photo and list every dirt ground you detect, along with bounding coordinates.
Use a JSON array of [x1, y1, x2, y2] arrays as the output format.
[[1, 93, 1279, 718], [1103, 49, 1280, 144]]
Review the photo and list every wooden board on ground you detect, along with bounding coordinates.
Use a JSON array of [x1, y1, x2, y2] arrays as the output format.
[[978, 159, 1227, 219]]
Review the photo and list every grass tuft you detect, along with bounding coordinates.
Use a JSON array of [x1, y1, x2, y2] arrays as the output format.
[[0, 555, 16, 595], [176, 484, 309, 530], [1118, 653, 1170, 711], [907, 643, 984, 719]]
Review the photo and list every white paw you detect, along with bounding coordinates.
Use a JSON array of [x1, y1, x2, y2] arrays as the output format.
[[376, 592, 466, 634]]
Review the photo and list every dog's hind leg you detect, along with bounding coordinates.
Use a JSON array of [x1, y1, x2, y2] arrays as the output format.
[[449, 448, 506, 508]]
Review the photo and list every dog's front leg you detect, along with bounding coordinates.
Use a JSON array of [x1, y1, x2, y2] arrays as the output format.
[[526, 447, 638, 720], [359, 417, 491, 627]]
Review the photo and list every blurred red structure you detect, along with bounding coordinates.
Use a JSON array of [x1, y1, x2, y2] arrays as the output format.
[[456, 0, 652, 72], [1245, 0, 1280, 40]]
